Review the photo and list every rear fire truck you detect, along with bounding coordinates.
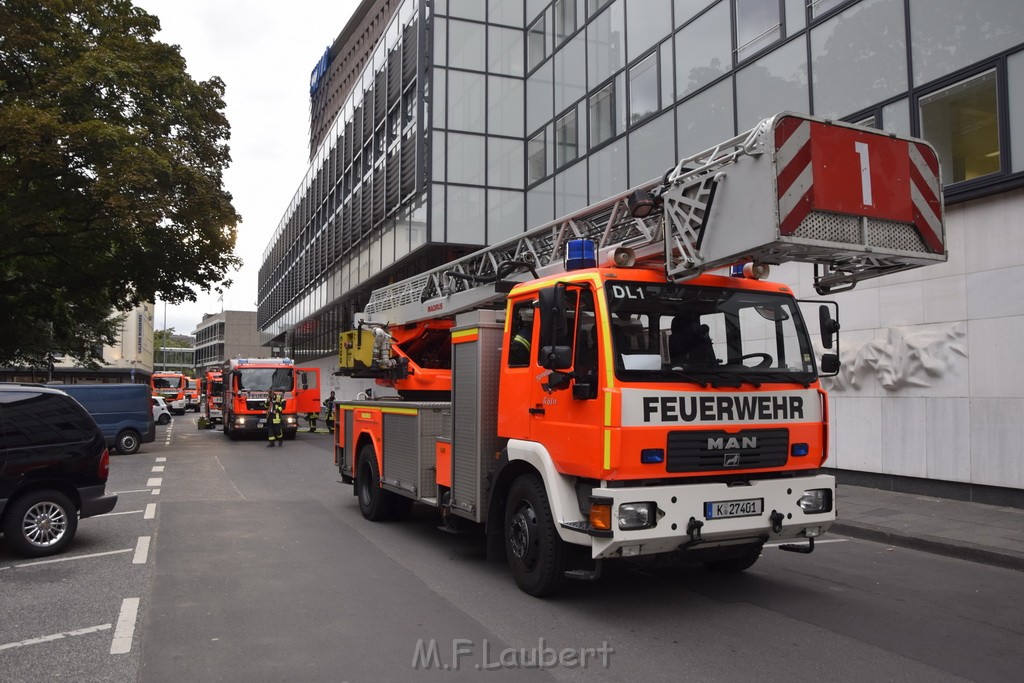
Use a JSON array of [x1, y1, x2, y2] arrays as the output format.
[[203, 370, 224, 427], [151, 372, 187, 415], [221, 358, 321, 440], [332, 113, 946, 596], [185, 378, 200, 412]]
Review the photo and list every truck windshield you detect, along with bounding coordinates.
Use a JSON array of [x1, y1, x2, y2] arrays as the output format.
[[604, 281, 816, 383], [236, 368, 294, 392], [153, 376, 183, 389]]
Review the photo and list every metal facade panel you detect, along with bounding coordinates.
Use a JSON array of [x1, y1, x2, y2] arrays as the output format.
[[383, 413, 419, 494]]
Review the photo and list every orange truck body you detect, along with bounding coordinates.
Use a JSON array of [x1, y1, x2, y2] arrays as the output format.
[[220, 358, 321, 441], [150, 372, 188, 414], [203, 371, 224, 425]]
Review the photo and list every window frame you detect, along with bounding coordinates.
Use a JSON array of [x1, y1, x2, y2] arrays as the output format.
[[733, 0, 786, 64], [588, 81, 617, 150], [555, 108, 579, 169], [527, 129, 547, 185], [553, 0, 576, 47], [527, 14, 547, 72], [627, 51, 661, 128]]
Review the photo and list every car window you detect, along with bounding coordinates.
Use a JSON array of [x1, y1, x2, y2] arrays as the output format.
[[0, 392, 97, 448]]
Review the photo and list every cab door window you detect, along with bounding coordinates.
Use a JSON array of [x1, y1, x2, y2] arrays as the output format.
[[507, 301, 535, 368]]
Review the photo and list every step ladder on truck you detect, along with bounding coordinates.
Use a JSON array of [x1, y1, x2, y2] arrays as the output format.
[[332, 112, 946, 596]]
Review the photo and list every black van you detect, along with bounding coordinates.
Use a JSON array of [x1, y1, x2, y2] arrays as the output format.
[[53, 383, 155, 455], [0, 384, 118, 557]]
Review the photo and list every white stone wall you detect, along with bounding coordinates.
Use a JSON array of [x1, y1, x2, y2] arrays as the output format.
[[785, 187, 1024, 490]]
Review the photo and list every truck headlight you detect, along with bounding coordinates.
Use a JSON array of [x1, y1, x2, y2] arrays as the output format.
[[618, 502, 656, 530], [797, 489, 833, 514], [235, 417, 246, 426], [285, 416, 296, 424]]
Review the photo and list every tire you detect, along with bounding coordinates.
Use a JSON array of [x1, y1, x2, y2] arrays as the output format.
[[703, 543, 763, 573], [356, 444, 398, 521], [2, 490, 79, 558], [157, 414, 171, 426], [504, 473, 569, 597], [115, 429, 141, 455]]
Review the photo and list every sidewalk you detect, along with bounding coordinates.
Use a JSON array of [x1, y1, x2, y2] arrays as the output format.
[[830, 484, 1024, 572]]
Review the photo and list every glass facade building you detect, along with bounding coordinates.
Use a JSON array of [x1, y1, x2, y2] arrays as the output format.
[[259, 0, 1024, 491]]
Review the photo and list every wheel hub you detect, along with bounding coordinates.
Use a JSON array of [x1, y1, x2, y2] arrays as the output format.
[[24, 503, 66, 547], [509, 503, 538, 565]]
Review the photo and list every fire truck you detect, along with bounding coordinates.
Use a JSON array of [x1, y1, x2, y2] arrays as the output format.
[[332, 112, 946, 596], [221, 358, 321, 440], [150, 372, 188, 414], [202, 370, 224, 427], [184, 377, 200, 412]]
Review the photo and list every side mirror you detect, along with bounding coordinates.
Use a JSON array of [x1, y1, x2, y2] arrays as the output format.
[[539, 345, 573, 370], [538, 284, 567, 354], [818, 305, 840, 349], [820, 353, 840, 375], [544, 370, 573, 393]]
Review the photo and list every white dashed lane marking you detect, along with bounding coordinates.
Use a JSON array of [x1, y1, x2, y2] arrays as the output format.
[[152, 465, 165, 472], [143, 504, 156, 520], [0, 624, 112, 652], [146, 478, 162, 487], [110, 598, 140, 655], [133, 537, 151, 564]]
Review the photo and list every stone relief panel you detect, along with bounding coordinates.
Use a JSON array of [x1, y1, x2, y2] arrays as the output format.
[[823, 323, 967, 392]]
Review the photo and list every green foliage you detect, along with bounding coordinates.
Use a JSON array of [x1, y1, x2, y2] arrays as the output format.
[[0, 0, 241, 367]]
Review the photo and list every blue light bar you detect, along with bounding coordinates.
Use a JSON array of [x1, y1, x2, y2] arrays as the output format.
[[565, 239, 597, 270]]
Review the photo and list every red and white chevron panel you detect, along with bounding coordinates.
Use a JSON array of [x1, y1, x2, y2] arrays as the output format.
[[773, 115, 944, 254]]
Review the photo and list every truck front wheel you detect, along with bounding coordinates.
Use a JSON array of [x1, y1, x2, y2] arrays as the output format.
[[504, 473, 569, 597]]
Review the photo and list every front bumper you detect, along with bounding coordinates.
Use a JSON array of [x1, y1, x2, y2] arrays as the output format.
[[584, 474, 835, 559], [229, 414, 299, 432]]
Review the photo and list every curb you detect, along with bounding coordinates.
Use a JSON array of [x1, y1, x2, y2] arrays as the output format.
[[830, 521, 1024, 573]]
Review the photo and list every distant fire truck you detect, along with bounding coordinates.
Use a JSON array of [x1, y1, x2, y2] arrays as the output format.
[[150, 372, 188, 415], [203, 370, 224, 427], [221, 358, 321, 440]]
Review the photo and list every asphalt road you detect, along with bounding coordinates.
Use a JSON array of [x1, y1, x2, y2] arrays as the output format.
[[2, 412, 1022, 682]]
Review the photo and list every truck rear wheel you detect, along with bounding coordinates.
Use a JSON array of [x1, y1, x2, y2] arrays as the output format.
[[703, 543, 763, 573], [357, 444, 398, 521], [504, 473, 569, 597]]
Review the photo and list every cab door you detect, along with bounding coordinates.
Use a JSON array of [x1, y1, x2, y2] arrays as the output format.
[[295, 368, 321, 413]]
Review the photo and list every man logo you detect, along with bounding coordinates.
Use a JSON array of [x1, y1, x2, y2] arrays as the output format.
[[724, 453, 741, 467]]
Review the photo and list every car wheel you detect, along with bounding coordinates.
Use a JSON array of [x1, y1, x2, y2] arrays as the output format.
[[2, 490, 79, 558], [505, 473, 569, 597], [115, 429, 141, 455], [157, 413, 171, 425]]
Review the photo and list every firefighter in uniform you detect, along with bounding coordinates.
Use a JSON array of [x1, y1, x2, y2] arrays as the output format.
[[306, 410, 318, 432], [266, 391, 284, 447], [509, 314, 532, 366], [324, 391, 336, 434]]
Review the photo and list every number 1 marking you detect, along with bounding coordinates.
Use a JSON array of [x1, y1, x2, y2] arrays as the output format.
[[854, 141, 873, 206]]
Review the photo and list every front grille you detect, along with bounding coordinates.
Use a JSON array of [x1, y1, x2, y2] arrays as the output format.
[[666, 429, 788, 473]]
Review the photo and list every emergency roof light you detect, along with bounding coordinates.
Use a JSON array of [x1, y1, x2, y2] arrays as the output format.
[[565, 239, 597, 270]]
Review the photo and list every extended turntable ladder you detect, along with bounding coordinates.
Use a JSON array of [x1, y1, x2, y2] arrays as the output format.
[[361, 112, 946, 326]]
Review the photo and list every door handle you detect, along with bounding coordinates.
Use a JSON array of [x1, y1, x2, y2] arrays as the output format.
[[528, 407, 545, 415]]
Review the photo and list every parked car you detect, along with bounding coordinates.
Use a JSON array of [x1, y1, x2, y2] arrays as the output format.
[[151, 396, 172, 425], [0, 384, 118, 557], [52, 383, 155, 455]]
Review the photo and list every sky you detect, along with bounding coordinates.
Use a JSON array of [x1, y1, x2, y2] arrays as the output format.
[[132, 0, 360, 335]]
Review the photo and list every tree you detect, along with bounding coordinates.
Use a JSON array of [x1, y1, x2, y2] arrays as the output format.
[[0, 0, 241, 368]]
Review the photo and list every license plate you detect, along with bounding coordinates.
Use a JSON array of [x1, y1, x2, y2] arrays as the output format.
[[705, 498, 763, 519]]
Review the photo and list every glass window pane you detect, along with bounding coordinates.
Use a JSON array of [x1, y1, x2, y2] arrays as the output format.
[[588, 138, 627, 201], [433, 131, 445, 181], [629, 53, 660, 125], [449, 20, 486, 71], [555, 161, 588, 218], [590, 82, 617, 147], [1010, 50, 1024, 174], [528, 130, 547, 183], [810, 0, 846, 19], [555, 34, 587, 113], [735, 0, 782, 61], [785, 0, 806, 32], [489, 0, 524, 27], [489, 26, 525, 77], [910, 0, 1024, 85], [448, 0, 485, 21], [434, 18, 447, 67], [629, 111, 676, 185], [448, 71, 486, 133], [920, 70, 1000, 184], [674, 0, 715, 27], [555, 0, 576, 44], [590, 0, 614, 16], [432, 67, 446, 129], [587, 0, 626, 88], [556, 110, 579, 168], [676, 78, 736, 155], [626, 0, 671, 62], [447, 132, 486, 184], [527, 61, 554, 135], [489, 76, 524, 137], [488, 138, 525, 189], [488, 189, 526, 243], [811, 0, 907, 120], [736, 38, 808, 130], [675, 0, 731, 97], [447, 186, 486, 244], [528, 15, 547, 71], [527, 178, 555, 228], [882, 98, 911, 138]]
